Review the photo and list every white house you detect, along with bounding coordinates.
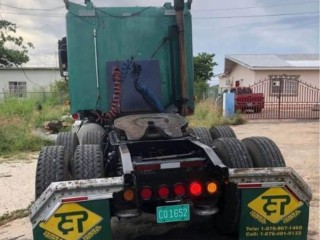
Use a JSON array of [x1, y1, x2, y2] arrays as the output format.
[[219, 54, 320, 90], [218, 54, 319, 120], [0, 67, 61, 98]]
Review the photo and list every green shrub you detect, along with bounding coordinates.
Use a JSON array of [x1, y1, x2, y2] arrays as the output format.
[[0, 93, 69, 156], [0, 98, 36, 120], [187, 100, 245, 128], [0, 121, 52, 156], [48, 80, 69, 105]]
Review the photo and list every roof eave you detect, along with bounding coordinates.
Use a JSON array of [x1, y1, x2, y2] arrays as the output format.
[[250, 67, 320, 71], [0, 67, 59, 70]]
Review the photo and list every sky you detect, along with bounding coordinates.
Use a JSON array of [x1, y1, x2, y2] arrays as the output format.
[[0, 0, 319, 85]]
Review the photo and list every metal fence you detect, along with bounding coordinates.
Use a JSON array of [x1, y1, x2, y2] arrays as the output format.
[[193, 80, 319, 120], [245, 78, 320, 119], [2, 83, 318, 120]]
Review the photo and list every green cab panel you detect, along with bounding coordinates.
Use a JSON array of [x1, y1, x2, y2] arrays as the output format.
[[65, 2, 194, 115]]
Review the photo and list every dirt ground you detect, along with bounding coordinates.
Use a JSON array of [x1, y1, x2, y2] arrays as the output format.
[[0, 120, 319, 240]]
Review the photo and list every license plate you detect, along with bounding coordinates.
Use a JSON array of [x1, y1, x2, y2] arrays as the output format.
[[246, 103, 253, 106], [156, 204, 190, 223]]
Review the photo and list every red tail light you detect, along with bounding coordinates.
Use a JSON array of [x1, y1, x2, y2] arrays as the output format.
[[72, 113, 80, 120], [158, 185, 170, 199], [140, 187, 152, 201], [174, 183, 186, 196], [189, 181, 203, 197]]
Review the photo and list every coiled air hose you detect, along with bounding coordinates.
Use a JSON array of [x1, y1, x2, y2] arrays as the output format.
[[93, 66, 122, 124], [94, 60, 164, 124], [132, 63, 165, 113], [106, 67, 122, 119]]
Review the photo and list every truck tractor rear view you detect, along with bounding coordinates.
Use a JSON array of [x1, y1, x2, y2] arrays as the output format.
[[30, 1, 312, 239]]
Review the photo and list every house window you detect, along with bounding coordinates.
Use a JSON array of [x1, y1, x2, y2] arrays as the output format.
[[235, 80, 240, 87], [284, 79, 299, 96], [9, 81, 27, 98], [270, 75, 299, 96]]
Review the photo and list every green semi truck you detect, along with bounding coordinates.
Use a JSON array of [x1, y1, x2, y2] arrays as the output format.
[[30, 1, 312, 239]]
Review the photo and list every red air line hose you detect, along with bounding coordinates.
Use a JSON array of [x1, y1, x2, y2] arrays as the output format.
[[106, 67, 122, 119], [94, 66, 122, 124]]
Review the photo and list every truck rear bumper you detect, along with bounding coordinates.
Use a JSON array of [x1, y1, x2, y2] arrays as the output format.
[[30, 176, 124, 229], [30, 167, 312, 239], [229, 167, 312, 204]]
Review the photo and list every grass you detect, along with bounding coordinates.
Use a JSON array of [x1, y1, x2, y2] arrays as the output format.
[[0, 96, 69, 157], [187, 99, 246, 128], [0, 95, 244, 157], [0, 201, 34, 226], [0, 208, 30, 226]]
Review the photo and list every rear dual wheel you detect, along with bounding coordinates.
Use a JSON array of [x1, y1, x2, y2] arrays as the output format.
[[55, 132, 79, 161], [242, 136, 286, 167], [209, 126, 236, 140], [71, 144, 105, 180], [80, 131, 104, 145], [35, 146, 68, 198], [188, 126, 236, 147], [56, 131, 106, 179], [212, 137, 285, 234], [188, 127, 213, 147], [213, 138, 253, 168]]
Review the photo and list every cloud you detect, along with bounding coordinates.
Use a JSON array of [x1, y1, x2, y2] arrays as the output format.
[[0, 0, 318, 71]]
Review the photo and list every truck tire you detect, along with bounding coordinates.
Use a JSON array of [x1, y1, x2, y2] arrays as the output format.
[[209, 126, 236, 140], [77, 123, 105, 145], [212, 138, 253, 234], [188, 127, 213, 147], [80, 131, 104, 145], [212, 138, 253, 168], [242, 137, 286, 167], [35, 146, 68, 198], [55, 132, 79, 162], [72, 144, 105, 179]]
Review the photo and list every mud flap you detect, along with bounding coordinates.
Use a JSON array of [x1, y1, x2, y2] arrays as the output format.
[[229, 167, 312, 240], [33, 199, 111, 240], [30, 177, 124, 240]]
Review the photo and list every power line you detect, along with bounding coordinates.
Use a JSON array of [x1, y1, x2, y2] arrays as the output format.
[[0, 1, 318, 13], [193, 1, 319, 12], [0, 3, 64, 11], [194, 11, 319, 19], [17, 65, 42, 88], [0, 11, 64, 18], [1, 10, 318, 19]]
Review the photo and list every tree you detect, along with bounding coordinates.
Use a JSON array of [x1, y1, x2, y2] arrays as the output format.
[[193, 52, 218, 99], [0, 20, 33, 67]]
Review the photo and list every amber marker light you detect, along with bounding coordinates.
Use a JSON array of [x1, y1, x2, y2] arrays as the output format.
[[207, 182, 218, 194], [124, 189, 135, 201]]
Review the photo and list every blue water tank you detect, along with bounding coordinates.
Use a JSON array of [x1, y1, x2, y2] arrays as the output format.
[[223, 92, 235, 117]]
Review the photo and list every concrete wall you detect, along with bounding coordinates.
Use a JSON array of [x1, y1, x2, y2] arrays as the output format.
[[219, 64, 255, 89], [0, 68, 61, 93], [220, 62, 319, 89]]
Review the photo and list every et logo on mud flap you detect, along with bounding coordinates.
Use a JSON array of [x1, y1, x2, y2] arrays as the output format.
[[248, 187, 303, 224], [40, 203, 102, 240]]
